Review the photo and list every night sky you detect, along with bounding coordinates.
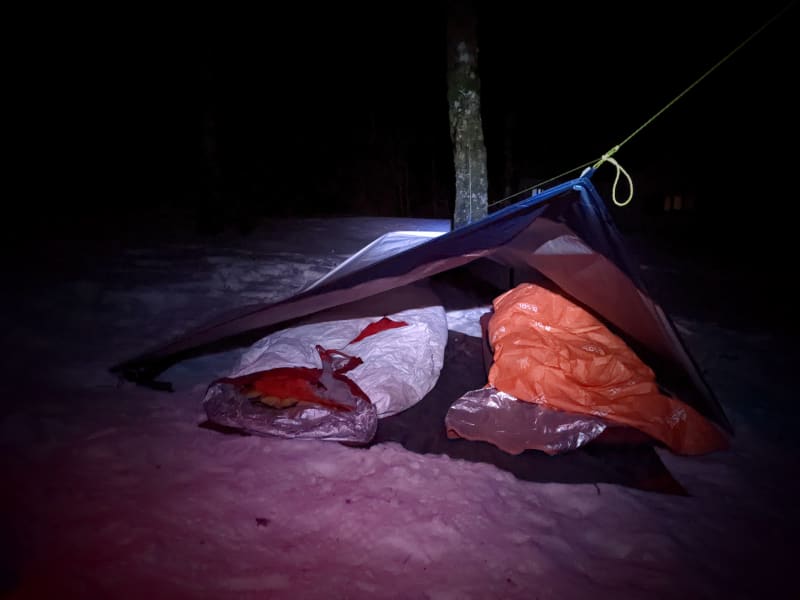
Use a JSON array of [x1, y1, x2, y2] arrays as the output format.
[[22, 2, 797, 246]]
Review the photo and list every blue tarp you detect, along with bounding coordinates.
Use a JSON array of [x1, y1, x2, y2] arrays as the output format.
[[112, 172, 731, 434]]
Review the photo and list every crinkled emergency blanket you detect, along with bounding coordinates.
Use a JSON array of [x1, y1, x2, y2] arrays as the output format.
[[447, 283, 729, 456], [204, 287, 448, 443]]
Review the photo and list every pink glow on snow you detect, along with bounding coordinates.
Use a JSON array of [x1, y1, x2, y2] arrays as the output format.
[[1, 217, 797, 599]]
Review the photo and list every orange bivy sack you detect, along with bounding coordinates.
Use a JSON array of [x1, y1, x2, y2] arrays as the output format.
[[487, 284, 729, 455]]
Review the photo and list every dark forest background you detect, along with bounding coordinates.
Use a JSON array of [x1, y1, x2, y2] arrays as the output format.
[[14, 2, 798, 252]]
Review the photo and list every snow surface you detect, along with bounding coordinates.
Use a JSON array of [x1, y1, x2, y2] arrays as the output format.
[[2, 216, 798, 599]]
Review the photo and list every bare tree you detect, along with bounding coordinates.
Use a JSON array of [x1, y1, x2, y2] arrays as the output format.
[[446, 0, 488, 228]]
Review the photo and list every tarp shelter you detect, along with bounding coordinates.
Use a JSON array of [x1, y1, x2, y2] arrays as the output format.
[[112, 171, 732, 493]]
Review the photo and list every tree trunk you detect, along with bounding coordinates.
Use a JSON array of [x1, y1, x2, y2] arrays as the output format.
[[447, 0, 488, 228], [197, 56, 225, 233]]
